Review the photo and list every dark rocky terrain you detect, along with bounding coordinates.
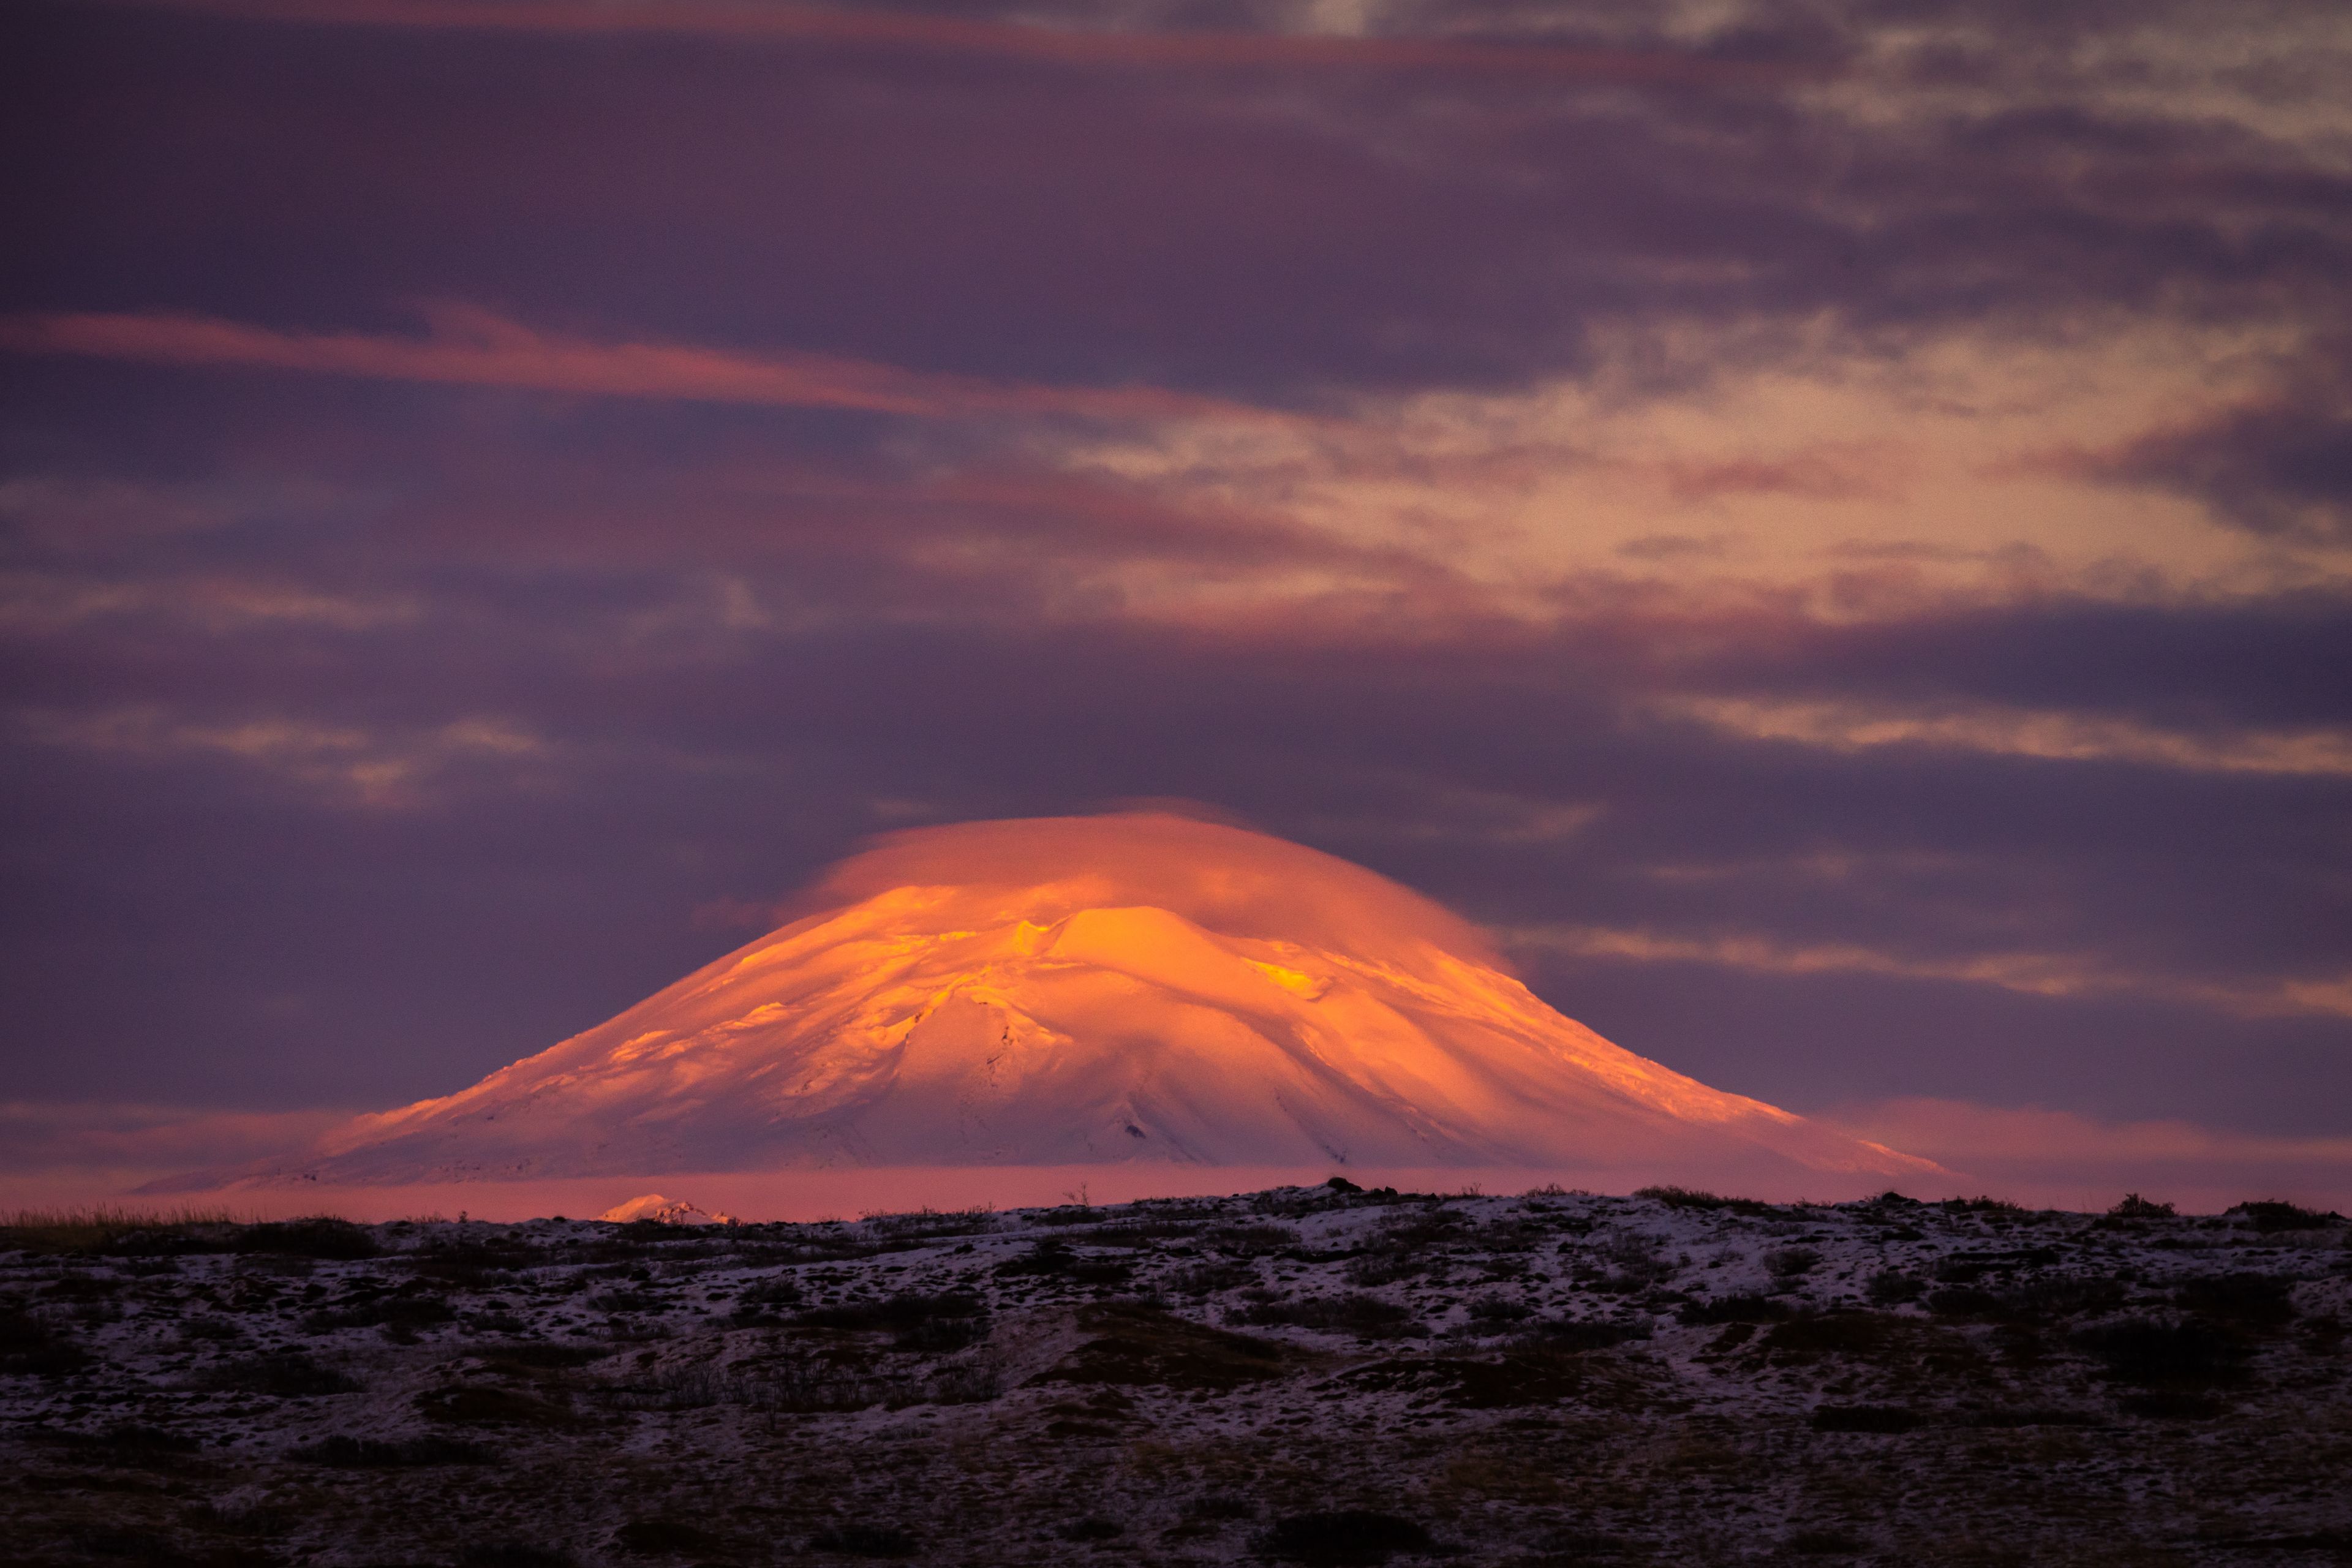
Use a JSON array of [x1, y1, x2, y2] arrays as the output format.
[[4, 1184, 2348, 1567]]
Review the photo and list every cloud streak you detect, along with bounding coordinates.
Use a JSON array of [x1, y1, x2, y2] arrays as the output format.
[[113, 0, 1807, 85], [1658, 695, 2352, 778], [16, 706, 554, 809], [0, 306, 1280, 426], [1506, 924, 2352, 1023]]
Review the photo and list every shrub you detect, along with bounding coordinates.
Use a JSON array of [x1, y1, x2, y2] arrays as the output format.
[[459, 1546, 576, 1568], [303, 1294, 457, 1333], [0, 1205, 243, 1256], [36, 1424, 202, 1465], [1953, 1407, 2103, 1428], [1342, 1252, 1425, 1287], [1809, 1404, 1920, 1433], [863, 1206, 996, 1240], [2175, 1274, 2294, 1328], [238, 1218, 380, 1260], [924, 1362, 1003, 1405], [1232, 1292, 1414, 1336], [1866, 1271, 1924, 1306], [1634, 1185, 1769, 1215], [1343, 1208, 1463, 1284], [1765, 1247, 1820, 1278], [796, 1292, 984, 1351], [807, 1523, 919, 1558], [1087, 1218, 1201, 1248], [2108, 1193, 2176, 1219], [1519, 1318, 1649, 1352], [1464, 1294, 1532, 1324], [1787, 1528, 1866, 1555], [897, 1315, 989, 1352], [586, 1289, 664, 1314], [414, 1384, 577, 1425], [235, 1253, 314, 1278], [1679, 1294, 1792, 1325], [1572, 1232, 1675, 1294], [0, 1307, 89, 1376], [2074, 1319, 2247, 1387], [2005, 1276, 2127, 1318], [993, 1238, 1076, 1276], [1167, 1261, 1256, 1295], [198, 1352, 361, 1397], [613, 1520, 723, 1556], [1204, 1223, 1300, 1256], [290, 1434, 497, 1467], [1942, 1196, 2024, 1214], [2228, 1200, 2342, 1233], [477, 1343, 606, 1370], [737, 1278, 805, 1305], [1187, 1496, 1256, 1520], [1259, 1510, 1434, 1566], [1762, 1312, 1913, 1357]]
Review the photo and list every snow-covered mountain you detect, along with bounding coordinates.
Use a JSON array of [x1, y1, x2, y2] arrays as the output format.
[[204, 813, 1931, 1185]]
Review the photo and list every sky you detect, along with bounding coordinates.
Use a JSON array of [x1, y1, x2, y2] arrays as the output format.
[[4, 0, 2350, 1204]]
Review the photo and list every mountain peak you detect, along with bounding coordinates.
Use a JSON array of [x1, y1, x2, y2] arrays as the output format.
[[219, 813, 1931, 1186]]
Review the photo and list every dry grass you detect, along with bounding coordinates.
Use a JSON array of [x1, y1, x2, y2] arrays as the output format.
[[4, 1186, 2345, 1566], [0, 1205, 254, 1254]]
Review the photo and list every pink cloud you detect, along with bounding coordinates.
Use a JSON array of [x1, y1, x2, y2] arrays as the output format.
[[1655, 447, 1899, 504], [0, 306, 1273, 425]]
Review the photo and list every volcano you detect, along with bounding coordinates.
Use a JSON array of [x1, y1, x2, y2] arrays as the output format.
[[214, 813, 1929, 1188]]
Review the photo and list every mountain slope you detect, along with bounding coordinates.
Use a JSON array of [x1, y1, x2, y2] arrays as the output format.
[[223, 813, 1930, 1183]]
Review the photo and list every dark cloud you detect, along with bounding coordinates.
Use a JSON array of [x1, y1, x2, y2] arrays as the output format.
[[2098, 396, 2352, 543], [7, 0, 2346, 396]]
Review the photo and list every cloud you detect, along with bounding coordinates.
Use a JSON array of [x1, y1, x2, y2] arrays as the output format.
[[1504, 923, 2352, 1022], [0, 306, 1281, 426], [0, 571, 420, 634], [1059, 315, 2342, 614], [15, 706, 554, 809], [1655, 693, 2352, 778], [2087, 399, 2352, 544]]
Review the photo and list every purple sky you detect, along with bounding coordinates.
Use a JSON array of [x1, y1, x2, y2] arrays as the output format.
[[4, 0, 2350, 1189]]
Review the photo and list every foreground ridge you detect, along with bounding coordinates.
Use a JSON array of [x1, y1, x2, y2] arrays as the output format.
[[5, 1183, 2348, 1564]]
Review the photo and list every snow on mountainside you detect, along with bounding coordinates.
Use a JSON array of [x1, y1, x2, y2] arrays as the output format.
[[198, 813, 1933, 1186], [595, 1194, 733, 1226]]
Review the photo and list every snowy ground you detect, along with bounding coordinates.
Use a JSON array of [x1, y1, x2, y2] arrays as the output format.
[[4, 1183, 2348, 1566]]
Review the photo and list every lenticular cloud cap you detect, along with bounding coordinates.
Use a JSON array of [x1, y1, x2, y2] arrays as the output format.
[[178, 812, 1933, 1187]]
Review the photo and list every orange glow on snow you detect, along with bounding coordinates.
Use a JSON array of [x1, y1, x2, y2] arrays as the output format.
[[271, 812, 1928, 1188]]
